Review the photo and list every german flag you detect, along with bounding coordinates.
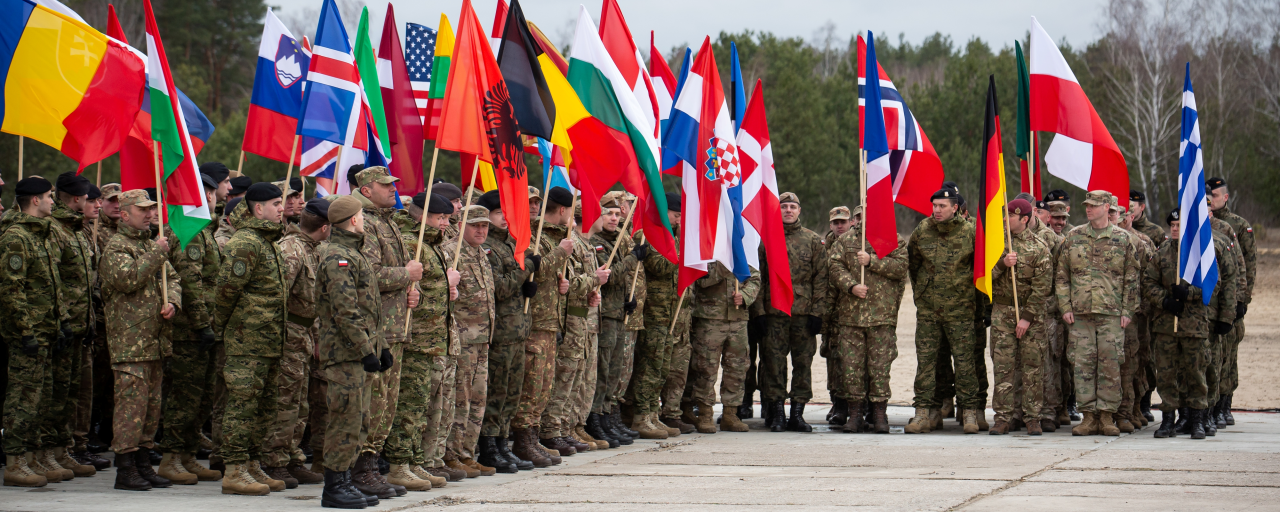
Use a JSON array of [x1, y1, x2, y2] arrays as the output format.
[[975, 75, 1007, 298]]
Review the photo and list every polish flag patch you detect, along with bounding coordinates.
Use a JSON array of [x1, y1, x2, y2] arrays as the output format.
[[338, 259, 349, 267]]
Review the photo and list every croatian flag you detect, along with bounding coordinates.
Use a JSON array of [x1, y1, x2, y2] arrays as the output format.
[[1178, 64, 1216, 304], [243, 10, 309, 165], [859, 32, 900, 260]]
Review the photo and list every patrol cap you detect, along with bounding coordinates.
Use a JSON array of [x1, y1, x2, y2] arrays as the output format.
[[528, 185, 542, 200], [15, 176, 52, 197], [477, 190, 501, 212], [829, 206, 851, 221], [1166, 208, 1180, 226], [1008, 198, 1034, 216], [1206, 177, 1226, 191], [304, 197, 330, 221], [462, 205, 490, 224], [398, 195, 414, 207], [118, 189, 157, 208], [666, 192, 681, 212], [56, 172, 91, 197], [600, 193, 622, 210], [1129, 190, 1146, 203], [1113, 204, 1128, 214], [199, 162, 230, 184], [328, 195, 363, 225], [87, 185, 102, 201], [355, 166, 399, 188], [464, 185, 482, 204], [201, 172, 219, 191], [779, 192, 800, 205], [851, 205, 863, 217], [547, 186, 573, 208], [101, 183, 122, 200], [1049, 203, 1069, 217], [1044, 189, 1069, 204], [244, 182, 283, 202], [1083, 190, 1113, 206], [229, 175, 253, 195], [931, 188, 959, 201]]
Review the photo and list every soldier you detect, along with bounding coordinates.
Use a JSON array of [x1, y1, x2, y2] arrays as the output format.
[[1207, 177, 1254, 426], [1044, 189, 1073, 233], [986, 199, 1052, 435], [214, 197, 242, 250], [1110, 202, 1155, 433], [95, 184, 122, 251], [227, 175, 252, 202], [71, 183, 112, 471], [613, 193, 646, 442], [101, 189, 183, 490], [350, 167, 422, 497], [689, 258, 761, 433], [906, 188, 980, 434], [1055, 190, 1139, 437], [199, 162, 231, 216], [828, 205, 907, 434], [626, 194, 687, 438], [1127, 190, 1167, 246], [276, 177, 305, 228], [823, 205, 859, 426], [589, 195, 642, 445], [315, 195, 386, 508], [433, 181, 464, 238], [1, 177, 64, 487], [214, 182, 291, 495], [476, 191, 543, 470], [156, 174, 223, 485], [528, 186, 543, 220], [1204, 217, 1242, 437]]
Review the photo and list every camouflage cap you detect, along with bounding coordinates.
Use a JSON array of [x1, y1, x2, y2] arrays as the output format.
[[1049, 203, 1069, 217], [271, 179, 303, 196], [101, 183, 123, 200], [119, 189, 157, 208], [1112, 204, 1128, 214], [355, 166, 399, 187], [601, 191, 625, 209], [829, 206, 851, 221], [462, 205, 490, 224], [851, 205, 863, 217], [1083, 190, 1113, 206], [528, 185, 542, 200], [779, 192, 800, 205]]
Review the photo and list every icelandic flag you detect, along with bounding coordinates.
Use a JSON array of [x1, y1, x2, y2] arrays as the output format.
[[243, 10, 309, 164], [1178, 63, 1216, 304], [664, 37, 746, 293], [859, 32, 901, 260]]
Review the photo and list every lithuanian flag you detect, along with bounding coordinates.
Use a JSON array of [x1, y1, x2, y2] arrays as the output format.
[[975, 75, 1007, 298], [425, 14, 454, 141]]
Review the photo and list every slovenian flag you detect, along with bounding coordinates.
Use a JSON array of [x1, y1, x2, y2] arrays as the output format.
[[243, 10, 308, 165]]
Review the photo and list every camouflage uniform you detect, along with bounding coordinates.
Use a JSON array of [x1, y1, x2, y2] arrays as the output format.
[[442, 237, 494, 461], [757, 221, 827, 404], [357, 197, 415, 455], [690, 262, 761, 409], [213, 214, 236, 250], [159, 222, 221, 456], [627, 230, 689, 418], [265, 229, 322, 468], [1212, 206, 1255, 398], [480, 225, 531, 439], [827, 226, 907, 403], [1131, 213, 1168, 248], [48, 202, 94, 451], [542, 230, 600, 439], [820, 230, 843, 401], [1144, 238, 1231, 411], [1033, 219, 1069, 421], [1118, 227, 1155, 425], [989, 226, 1053, 423], [591, 228, 638, 415], [73, 210, 104, 452], [102, 221, 182, 453], [1205, 220, 1244, 405], [907, 215, 980, 409], [513, 222, 571, 431], [1055, 222, 1140, 414], [214, 205, 287, 466], [618, 231, 646, 412], [315, 227, 380, 472], [0, 212, 63, 456]]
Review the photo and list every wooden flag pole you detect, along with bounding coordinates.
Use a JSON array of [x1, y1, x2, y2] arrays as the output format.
[[92, 161, 102, 243], [523, 176, 555, 313], [282, 135, 300, 231], [622, 233, 646, 324], [153, 142, 168, 307], [859, 149, 867, 284], [1004, 202, 1020, 324], [403, 147, 441, 336], [668, 289, 687, 336], [1174, 238, 1180, 333], [17, 135, 23, 180], [560, 193, 578, 277], [600, 201, 637, 272], [234, 149, 245, 177], [450, 159, 481, 270], [734, 280, 742, 309]]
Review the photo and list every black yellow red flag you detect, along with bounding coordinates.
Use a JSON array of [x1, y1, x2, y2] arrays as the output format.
[[975, 75, 1007, 298]]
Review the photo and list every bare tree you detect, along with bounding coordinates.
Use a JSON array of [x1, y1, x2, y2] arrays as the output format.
[[812, 20, 843, 79], [1249, 0, 1280, 164]]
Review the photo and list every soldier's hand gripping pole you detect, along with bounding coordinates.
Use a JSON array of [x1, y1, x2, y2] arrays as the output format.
[[404, 147, 441, 336]]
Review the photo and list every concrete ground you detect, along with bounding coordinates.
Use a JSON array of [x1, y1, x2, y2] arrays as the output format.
[[3, 407, 1277, 512]]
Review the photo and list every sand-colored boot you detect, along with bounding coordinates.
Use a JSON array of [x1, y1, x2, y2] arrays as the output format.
[[681, 403, 698, 426], [4, 453, 48, 487], [37, 449, 73, 481], [157, 452, 199, 484], [387, 463, 432, 491], [720, 407, 750, 432], [411, 464, 447, 487], [576, 426, 606, 450], [942, 397, 955, 418], [221, 463, 270, 496], [976, 410, 989, 431], [1072, 412, 1098, 436], [55, 447, 95, 477], [180, 453, 222, 481], [446, 457, 480, 478], [904, 407, 933, 434], [636, 413, 669, 439], [962, 409, 980, 434], [1099, 411, 1121, 436], [247, 460, 286, 491], [460, 457, 496, 477], [695, 403, 718, 434]]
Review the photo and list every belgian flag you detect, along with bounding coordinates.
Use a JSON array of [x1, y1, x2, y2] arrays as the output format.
[[975, 75, 1007, 298]]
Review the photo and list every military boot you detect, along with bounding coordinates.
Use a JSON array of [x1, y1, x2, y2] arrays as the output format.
[[288, 461, 324, 484], [695, 402, 718, 434], [73, 450, 111, 470], [412, 464, 448, 487], [245, 460, 284, 491], [182, 453, 223, 481], [573, 426, 605, 450], [1056, 407, 1071, 426], [1202, 408, 1217, 437], [112, 450, 149, 491], [930, 408, 944, 430], [4, 453, 48, 488], [1026, 417, 1043, 436], [962, 409, 980, 434], [1099, 411, 1120, 436], [681, 402, 698, 426], [904, 408, 932, 434], [586, 413, 619, 448], [220, 463, 269, 496], [478, 437, 517, 473], [608, 409, 638, 440], [322, 469, 368, 509], [461, 457, 497, 477], [386, 464, 432, 491], [1068, 400, 1082, 421], [1072, 412, 1098, 436], [37, 449, 74, 481], [157, 452, 198, 485], [942, 397, 955, 418], [615, 407, 640, 438], [661, 414, 696, 435], [828, 397, 848, 425], [767, 401, 787, 432], [1154, 410, 1177, 438], [495, 436, 535, 470], [787, 400, 813, 432], [29, 451, 61, 483], [976, 410, 989, 431], [1175, 408, 1193, 435], [541, 433, 576, 456], [1140, 389, 1156, 422], [54, 447, 95, 477], [1224, 394, 1235, 425], [514, 428, 550, 466], [1115, 411, 1135, 433], [1189, 409, 1206, 439], [737, 403, 754, 420], [1214, 396, 1228, 429], [531, 434, 562, 465], [870, 402, 890, 433], [348, 470, 380, 507], [446, 457, 480, 478], [721, 406, 750, 432], [842, 401, 866, 433], [134, 449, 172, 488], [1040, 418, 1058, 433], [350, 454, 393, 498], [989, 419, 1010, 435], [637, 413, 670, 439], [653, 413, 680, 437]]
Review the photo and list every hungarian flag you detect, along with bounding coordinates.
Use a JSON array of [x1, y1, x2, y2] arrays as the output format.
[[1015, 40, 1042, 199], [143, 0, 210, 247], [378, 4, 425, 195], [1029, 17, 1128, 208], [975, 75, 1007, 299], [353, 7, 391, 168], [436, 0, 529, 267], [424, 14, 455, 141], [599, 0, 661, 139]]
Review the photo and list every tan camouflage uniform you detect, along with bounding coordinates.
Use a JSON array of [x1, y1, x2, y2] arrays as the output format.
[[989, 225, 1053, 424], [442, 235, 494, 462], [266, 229, 322, 468], [542, 229, 600, 439], [513, 222, 571, 431], [690, 262, 761, 409]]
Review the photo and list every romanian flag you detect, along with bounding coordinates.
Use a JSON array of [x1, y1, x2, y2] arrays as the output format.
[[424, 14, 454, 141], [975, 75, 1007, 298], [0, 0, 146, 171]]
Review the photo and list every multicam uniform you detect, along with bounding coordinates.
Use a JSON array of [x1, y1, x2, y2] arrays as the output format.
[[907, 216, 979, 415], [267, 229, 322, 469], [689, 262, 761, 413], [513, 222, 571, 432], [357, 198, 415, 455], [442, 236, 495, 463], [542, 230, 600, 440], [590, 228, 638, 417], [1118, 226, 1155, 428], [989, 226, 1053, 425]]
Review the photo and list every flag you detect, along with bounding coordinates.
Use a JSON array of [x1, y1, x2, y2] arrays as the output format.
[[489, 0, 508, 53], [723, 43, 750, 282], [729, 43, 746, 132], [664, 37, 742, 293], [649, 32, 677, 137], [598, 0, 660, 138], [1178, 63, 1216, 304], [459, 152, 498, 191], [378, 4, 425, 196], [975, 75, 1007, 299], [538, 137, 575, 194], [405, 23, 437, 126], [143, 0, 210, 247], [661, 47, 692, 174], [857, 34, 943, 217], [353, 7, 391, 167], [297, 0, 370, 196], [496, 0, 554, 140], [738, 79, 792, 313], [1029, 17, 1128, 207], [424, 15, 455, 140], [0, 0, 146, 171], [858, 31, 901, 260], [243, 10, 309, 165], [1014, 41, 1042, 198], [437, 0, 529, 267]]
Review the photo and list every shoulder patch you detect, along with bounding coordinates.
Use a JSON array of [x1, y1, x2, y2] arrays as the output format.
[[187, 244, 202, 261], [338, 259, 349, 268], [232, 260, 247, 277], [8, 254, 22, 270]]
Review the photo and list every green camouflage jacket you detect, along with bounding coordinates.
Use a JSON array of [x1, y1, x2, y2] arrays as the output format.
[[692, 261, 760, 322], [50, 202, 93, 335], [360, 198, 414, 345], [908, 215, 976, 320], [1145, 239, 1230, 336], [317, 227, 381, 367], [990, 226, 1053, 321], [214, 214, 236, 250], [1131, 213, 1168, 248], [483, 225, 530, 345], [829, 225, 907, 327], [0, 212, 63, 340], [590, 228, 638, 321], [393, 212, 455, 356], [166, 222, 220, 337], [564, 229, 601, 343], [761, 221, 828, 317], [280, 230, 322, 326], [624, 230, 647, 330], [95, 215, 118, 256], [643, 230, 691, 331], [214, 203, 288, 358], [529, 221, 572, 333], [1055, 223, 1140, 319], [443, 238, 495, 345], [1208, 227, 1240, 324], [1213, 206, 1255, 302], [102, 222, 182, 362]]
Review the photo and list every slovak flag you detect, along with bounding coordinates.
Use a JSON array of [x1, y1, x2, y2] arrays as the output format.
[[859, 31, 901, 260], [664, 37, 746, 294], [243, 10, 309, 165]]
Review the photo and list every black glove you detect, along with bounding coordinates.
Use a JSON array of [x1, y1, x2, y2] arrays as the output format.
[[361, 353, 381, 373], [197, 327, 216, 352], [631, 243, 649, 262], [1162, 296, 1185, 316], [1213, 321, 1234, 335], [521, 281, 538, 298], [379, 348, 394, 372], [526, 254, 542, 274], [1237, 301, 1248, 320], [983, 315, 992, 328], [20, 335, 38, 356], [1172, 283, 1190, 301], [623, 300, 637, 314], [807, 315, 823, 336]]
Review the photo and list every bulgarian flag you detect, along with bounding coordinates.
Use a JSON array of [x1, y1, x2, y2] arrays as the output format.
[[424, 14, 455, 140], [144, 0, 210, 248]]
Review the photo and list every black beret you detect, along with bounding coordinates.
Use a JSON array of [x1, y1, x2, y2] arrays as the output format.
[[666, 192, 681, 212], [346, 165, 365, 189], [1129, 190, 1146, 202], [941, 181, 959, 192], [229, 176, 253, 195], [547, 186, 573, 208], [434, 182, 462, 201], [428, 193, 454, 214], [145, 187, 157, 201], [201, 172, 219, 190], [1036, 200, 1047, 209], [477, 190, 501, 212], [15, 176, 52, 197], [87, 185, 102, 201], [931, 188, 958, 201], [287, 177, 303, 194], [412, 192, 427, 209], [244, 182, 283, 202], [304, 197, 330, 221], [199, 162, 230, 184], [1044, 189, 1069, 203], [1166, 208, 1180, 226], [56, 172, 91, 196], [224, 197, 242, 216], [1206, 177, 1226, 191]]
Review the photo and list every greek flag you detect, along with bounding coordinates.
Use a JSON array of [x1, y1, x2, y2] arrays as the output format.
[[1178, 63, 1216, 304]]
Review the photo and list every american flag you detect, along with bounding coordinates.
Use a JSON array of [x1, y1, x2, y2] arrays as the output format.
[[405, 23, 437, 126]]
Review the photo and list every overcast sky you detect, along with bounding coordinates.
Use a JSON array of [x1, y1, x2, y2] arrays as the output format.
[[269, 0, 1108, 55]]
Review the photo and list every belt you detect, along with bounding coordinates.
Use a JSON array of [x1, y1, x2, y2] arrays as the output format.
[[287, 312, 316, 327], [992, 295, 1028, 307], [566, 306, 589, 318]]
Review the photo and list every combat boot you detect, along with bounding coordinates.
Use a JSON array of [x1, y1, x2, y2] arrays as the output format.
[[322, 469, 368, 509], [29, 451, 61, 483], [637, 413, 670, 439], [478, 437, 517, 473], [1099, 412, 1120, 436], [942, 397, 955, 418], [767, 401, 787, 432], [787, 400, 813, 432], [1214, 396, 1228, 429], [288, 461, 324, 484], [182, 453, 223, 481], [1224, 394, 1235, 425], [432, 464, 467, 482], [828, 397, 848, 425], [962, 409, 980, 434], [721, 406, 750, 432], [1116, 412, 1135, 433], [386, 464, 432, 490], [695, 402, 718, 434], [613, 406, 640, 438], [661, 414, 696, 435], [871, 402, 890, 433], [532, 437, 562, 465], [1068, 400, 1082, 421], [586, 413, 619, 448], [539, 434, 575, 456], [73, 450, 111, 470], [495, 436, 534, 470], [246, 460, 284, 491], [350, 454, 395, 497], [737, 403, 754, 420], [606, 410, 637, 442], [989, 419, 1010, 435], [681, 402, 699, 426], [904, 408, 932, 434], [37, 449, 73, 481], [1040, 418, 1058, 433], [461, 457, 497, 477], [930, 408, 944, 430], [157, 452, 198, 485], [976, 410, 989, 431], [446, 456, 480, 478], [112, 450, 149, 491], [1154, 410, 1177, 438], [1026, 417, 1043, 436], [1175, 407, 1193, 435], [5, 453, 48, 487], [1072, 412, 1098, 436], [573, 426, 604, 450], [656, 415, 680, 437], [412, 464, 448, 487], [1140, 390, 1156, 422], [54, 447, 95, 477], [843, 401, 866, 433], [513, 429, 552, 467], [1056, 407, 1071, 426], [1202, 408, 1217, 437], [220, 463, 269, 496], [1189, 409, 1206, 439], [134, 449, 171, 488]]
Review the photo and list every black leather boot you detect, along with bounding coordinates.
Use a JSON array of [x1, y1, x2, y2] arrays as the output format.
[[1203, 407, 1217, 437], [603, 413, 634, 444], [1175, 407, 1192, 435], [586, 413, 619, 448], [1189, 409, 1206, 439], [134, 448, 171, 488], [1154, 409, 1177, 438], [1214, 396, 1228, 428], [1225, 394, 1235, 425], [1140, 390, 1155, 422], [495, 436, 534, 470], [737, 403, 754, 419], [1068, 399, 1081, 421], [477, 437, 517, 474], [322, 469, 368, 509], [828, 397, 848, 426], [767, 402, 787, 432], [613, 407, 639, 438], [114, 449, 152, 491], [787, 400, 813, 432]]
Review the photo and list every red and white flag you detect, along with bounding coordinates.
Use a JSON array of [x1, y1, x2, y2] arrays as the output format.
[[737, 80, 792, 313]]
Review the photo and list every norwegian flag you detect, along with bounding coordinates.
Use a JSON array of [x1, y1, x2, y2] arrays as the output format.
[[405, 23, 437, 126]]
